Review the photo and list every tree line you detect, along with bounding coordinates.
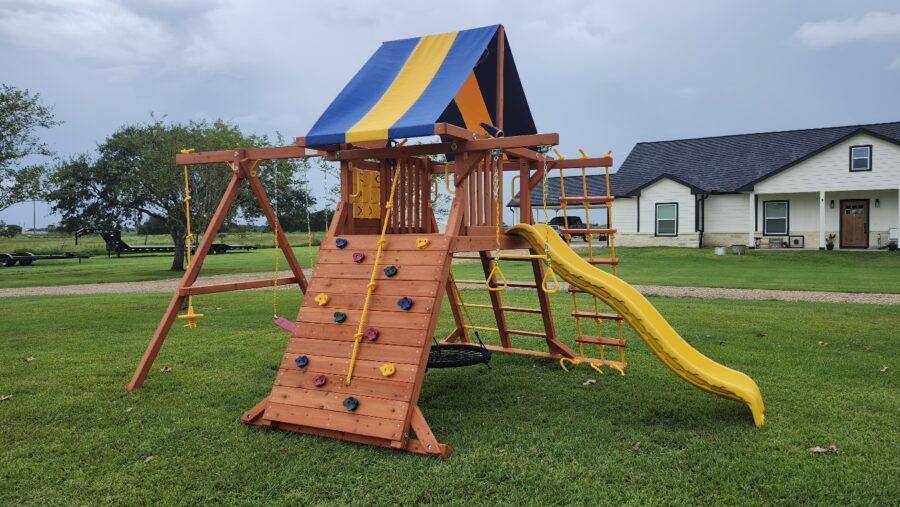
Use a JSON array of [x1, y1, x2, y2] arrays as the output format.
[[1, 84, 339, 271]]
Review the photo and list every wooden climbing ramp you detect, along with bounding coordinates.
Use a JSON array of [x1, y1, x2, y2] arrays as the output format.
[[243, 231, 454, 456]]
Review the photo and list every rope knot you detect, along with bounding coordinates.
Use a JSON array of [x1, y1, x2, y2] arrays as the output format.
[[367, 282, 376, 291]]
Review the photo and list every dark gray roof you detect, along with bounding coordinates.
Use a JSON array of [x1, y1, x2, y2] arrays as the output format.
[[507, 174, 616, 208], [612, 121, 900, 195], [509, 121, 900, 206]]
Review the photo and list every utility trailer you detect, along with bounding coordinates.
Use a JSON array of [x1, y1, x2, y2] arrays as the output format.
[[0, 251, 90, 267], [73, 229, 256, 257]]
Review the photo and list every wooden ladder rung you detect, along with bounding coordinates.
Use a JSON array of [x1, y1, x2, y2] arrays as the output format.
[[507, 329, 547, 338], [585, 257, 619, 265], [561, 228, 616, 235], [558, 196, 614, 204], [505, 281, 540, 289], [575, 335, 627, 347], [501, 306, 543, 314], [453, 279, 486, 285], [571, 311, 623, 320]]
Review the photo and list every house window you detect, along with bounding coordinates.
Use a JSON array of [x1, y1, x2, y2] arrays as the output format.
[[849, 145, 872, 172], [655, 203, 678, 236], [763, 201, 789, 235]]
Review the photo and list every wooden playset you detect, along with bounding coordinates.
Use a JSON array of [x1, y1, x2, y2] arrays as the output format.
[[128, 25, 765, 457]]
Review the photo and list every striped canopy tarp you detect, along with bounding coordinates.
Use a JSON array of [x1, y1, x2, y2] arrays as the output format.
[[305, 25, 536, 146]]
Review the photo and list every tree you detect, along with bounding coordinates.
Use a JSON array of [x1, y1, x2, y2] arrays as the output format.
[[0, 84, 60, 211], [0, 221, 22, 237], [47, 117, 266, 271]]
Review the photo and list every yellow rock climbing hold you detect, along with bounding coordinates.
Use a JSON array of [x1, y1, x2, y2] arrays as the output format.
[[379, 363, 396, 377], [415, 238, 430, 249], [314, 293, 330, 306]]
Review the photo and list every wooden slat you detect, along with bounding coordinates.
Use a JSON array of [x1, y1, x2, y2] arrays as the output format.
[[287, 338, 422, 365], [289, 323, 428, 347], [558, 196, 613, 204], [571, 311, 623, 320], [180, 276, 299, 296], [301, 293, 435, 314], [278, 353, 418, 383], [500, 305, 543, 314], [574, 335, 628, 347], [312, 263, 443, 281], [585, 258, 620, 265], [276, 368, 415, 400], [264, 402, 404, 441], [315, 250, 447, 266], [309, 278, 440, 298], [270, 385, 409, 421], [298, 308, 432, 330], [506, 329, 547, 338], [561, 228, 616, 235], [319, 234, 449, 251]]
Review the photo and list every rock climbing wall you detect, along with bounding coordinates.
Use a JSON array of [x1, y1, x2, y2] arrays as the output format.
[[253, 233, 453, 450]]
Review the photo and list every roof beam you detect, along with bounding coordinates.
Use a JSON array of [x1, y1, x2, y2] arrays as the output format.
[[327, 132, 559, 162]]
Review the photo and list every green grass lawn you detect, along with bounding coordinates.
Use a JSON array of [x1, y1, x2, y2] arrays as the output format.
[[1, 290, 896, 505], [454, 245, 900, 293], [0, 246, 320, 289], [0, 231, 325, 256], [2, 240, 899, 294]]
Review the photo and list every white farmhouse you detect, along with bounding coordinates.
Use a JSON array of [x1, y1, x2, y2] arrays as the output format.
[[511, 122, 900, 250]]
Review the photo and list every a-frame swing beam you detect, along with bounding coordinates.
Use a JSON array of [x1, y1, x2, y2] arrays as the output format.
[[128, 155, 309, 391]]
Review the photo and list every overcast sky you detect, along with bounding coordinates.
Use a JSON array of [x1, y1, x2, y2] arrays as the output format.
[[2, 0, 899, 227]]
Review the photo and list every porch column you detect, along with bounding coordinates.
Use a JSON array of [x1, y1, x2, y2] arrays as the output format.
[[818, 190, 826, 250], [748, 192, 755, 247]]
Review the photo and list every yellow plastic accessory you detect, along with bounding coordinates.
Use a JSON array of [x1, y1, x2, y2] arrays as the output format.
[[416, 238, 430, 249], [507, 223, 766, 427], [176, 149, 204, 329], [380, 363, 396, 377], [314, 293, 330, 306]]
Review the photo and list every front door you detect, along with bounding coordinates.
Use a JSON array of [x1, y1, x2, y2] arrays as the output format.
[[840, 199, 869, 248]]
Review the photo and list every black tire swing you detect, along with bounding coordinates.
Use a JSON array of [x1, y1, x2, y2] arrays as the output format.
[[427, 333, 492, 369]]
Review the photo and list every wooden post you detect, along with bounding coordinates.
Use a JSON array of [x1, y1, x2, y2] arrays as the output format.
[[495, 25, 505, 131]]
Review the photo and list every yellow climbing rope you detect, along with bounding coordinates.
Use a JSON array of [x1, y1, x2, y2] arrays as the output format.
[[345, 161, 404, 385], [176, 149, 204, 328]]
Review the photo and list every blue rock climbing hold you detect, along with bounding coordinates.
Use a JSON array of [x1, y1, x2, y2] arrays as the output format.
[[294, 355, 309, 368], [397, 297, 414, 311], [333, 312, 347, 323], [384, 265, 398, 277], [342, 396, 359, 411], [335, 238, 348, 249]]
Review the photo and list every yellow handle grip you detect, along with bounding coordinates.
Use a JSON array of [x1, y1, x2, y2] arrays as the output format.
[[486, 263, 508, 292], [349, 167, 362, 199], [542, 265, 560, 294], [444, 164, 456, 195], [510, 175, 519, 202], [552, 148, 565, 160], [578, 148, 589, 159]]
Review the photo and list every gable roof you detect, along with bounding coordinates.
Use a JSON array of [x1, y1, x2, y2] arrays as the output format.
[[305, 25, 536, 146], [614, 121, 900, 195]]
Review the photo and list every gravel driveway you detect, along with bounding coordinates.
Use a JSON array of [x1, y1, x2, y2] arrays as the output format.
[[1, 270, 898, 304]]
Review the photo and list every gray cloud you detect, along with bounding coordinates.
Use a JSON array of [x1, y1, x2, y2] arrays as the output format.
[[1, 0, 899, 227]]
